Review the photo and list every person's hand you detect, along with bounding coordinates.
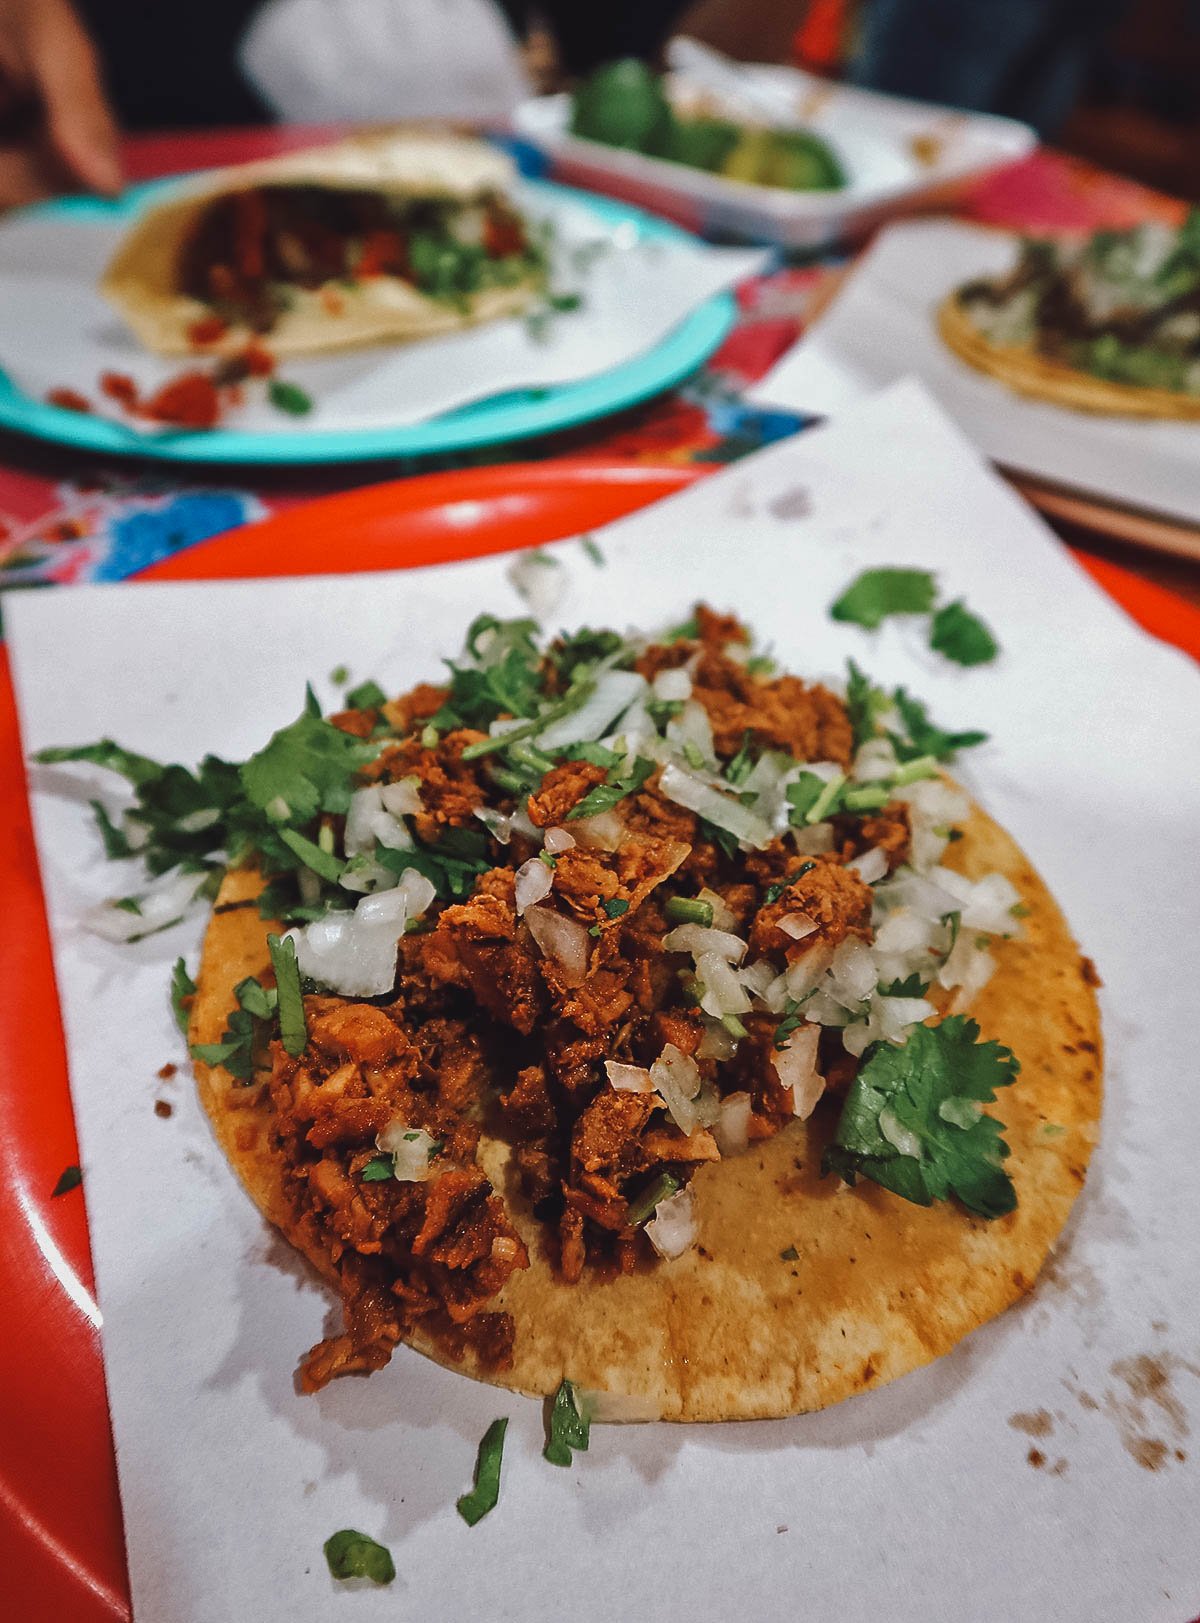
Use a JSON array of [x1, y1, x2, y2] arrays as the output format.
[[0, 0, 121, 208]]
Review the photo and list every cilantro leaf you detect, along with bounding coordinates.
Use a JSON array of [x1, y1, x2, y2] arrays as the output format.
[[823, 1016, 1020, 1218], [544, 1379, 590, 1466], [889, 688, 988, 764], [268, 379, 313, 417], [170, 958, 197, 1035], [345, 679, 386, 711], [773, 998, 808, 1050], [457, 1418, 508, 1526], [268, 933, 307, 1058], [89, 800, 134, 859], [845, 659, 890, 747], [34, 739, 163, 788], [278, 826, 345, 883], [361, 1154, 395, 1182], [239, 705, 377, 824], [566, 755, 653, 821], [878, 972, 930, 997], [830, 568, 937, 630], [51, 1165, 82, 1197], [322, 1529, 395, 1584], [929, 600, 999, 667]]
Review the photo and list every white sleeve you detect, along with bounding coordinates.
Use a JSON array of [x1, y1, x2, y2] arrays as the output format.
[[239, 0, 532, 123]]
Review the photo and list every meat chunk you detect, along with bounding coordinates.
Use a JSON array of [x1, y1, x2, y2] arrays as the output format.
[[748, 856, 873, 958]]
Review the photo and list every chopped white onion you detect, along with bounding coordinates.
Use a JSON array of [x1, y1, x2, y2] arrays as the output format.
[[375, 1121, 439, 1181], [849, 846, 888, 885], [571, 810, 624, 851], [772, 1026, 824, 1119], [474, 805, 513, 844], [536, 670, 646, 750], [760, 971, 792, 1014], [777, 910, 818, 941], [784, 940, 836, 1000], [713, 1091, 752, 1157], [506, 550, 566, 622], [286, 888, 410, 997], [652, 666, 692, 702], [697, 1020, 738, 1061], [605, 1060, 654, 1093], [379, 777, 422, 817], [83, 868, 206, 942], [738, 958, 777, 999], [661, 923, 747, 961], [644, 1184, 698, 1260], [697, 886, 738, 931], [514, 856, 555, 914], [666, 700, 715, 765], [650, 1043, 717, 1135], [543, 825, 576, 854], [659, 762, 773, 849], [524, 905, 590, 986], [852, 738, 899, 782], [929, 868, 1021, 935], [879, 1107, 923, 1159], [697, 951, 752, 1018], [827, 937, 877, 1008], [790, 821, 834, 855], [938, 932, 995, 1010], [344, 784, 414, 858]]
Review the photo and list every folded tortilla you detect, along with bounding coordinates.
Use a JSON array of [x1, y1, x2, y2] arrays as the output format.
[[102, 131, 542, 358], [191, 793, 1101, 1422], [939, 291, 1200, 421]]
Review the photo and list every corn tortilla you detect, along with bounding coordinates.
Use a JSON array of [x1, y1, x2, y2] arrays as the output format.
[[102, 131, 540, 359], [938, 292, 1200, 421], [191, 795, 1101, 1422]]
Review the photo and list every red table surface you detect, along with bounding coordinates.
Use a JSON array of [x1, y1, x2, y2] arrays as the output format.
[[2, 459, 1199, 1623]]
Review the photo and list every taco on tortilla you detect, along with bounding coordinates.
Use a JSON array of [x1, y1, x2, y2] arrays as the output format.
[[939, 211, 1200, 419], [101, 131, 546, 359], [44, 606, 1101, 1422]]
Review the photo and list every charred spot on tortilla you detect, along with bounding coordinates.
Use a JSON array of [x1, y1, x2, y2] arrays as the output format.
[[173, 606, 1103, 1420]]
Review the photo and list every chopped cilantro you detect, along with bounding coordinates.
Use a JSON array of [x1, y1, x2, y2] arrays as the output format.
[[580, 535, 605, 567], [170, 958, 197, 1035], [845, 659, 890, 748], [345, 679, 386, 711], [268, 379, 313, 416], [268, 933, 307, 1058], [774, 998, 810, 1050], [240, 705, 377, 824], [384, 833, 489, 900], [665, 613, 700, 642], [929, 600, 999, 667], [603, 897, 629, 918], [830, 568, 937, 629], [824, 1016, 1019, 1218], [457, 1418, 508, 1526], [785, 772, 828, 825], [878, 972, 930, 997], [538, 850, 557, 869], [361, 1154, 394, 1182], [322, 1529, 395, 1584], [51, 1165, 82, 1197], [438, 616, 543, 729], [627, 1171, 680, 1226], [330, 664, 350, 687], [544, 1378, 590, 1466], [89, 800, 134, 859], [889, 687, 988, 764], [190, 973, 276, 1080], [725, 732, 756, 786], [566, 756, 653, 821], [780, 1245, 799, 1261], [34, 738, 162, 788], [682, 740, 706, 771], [744, 654, 775, 677]]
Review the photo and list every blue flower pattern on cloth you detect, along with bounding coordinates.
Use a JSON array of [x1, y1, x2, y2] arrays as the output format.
[[90, 493, 252, 582]]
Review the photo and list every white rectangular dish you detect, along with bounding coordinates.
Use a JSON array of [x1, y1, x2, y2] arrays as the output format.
[[513, 46, 1035, 249]]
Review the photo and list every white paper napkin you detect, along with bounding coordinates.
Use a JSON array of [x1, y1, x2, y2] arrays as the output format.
[[0, 186, 764, 434], [8, 381, 1200, 1623], [747, 219, 1200, 525]]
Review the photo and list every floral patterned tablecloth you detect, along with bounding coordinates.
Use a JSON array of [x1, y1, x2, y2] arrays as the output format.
[[0, 140, 1186, 598]]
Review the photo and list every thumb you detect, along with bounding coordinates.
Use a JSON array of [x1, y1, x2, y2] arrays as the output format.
[[30, 0, 122, 194]]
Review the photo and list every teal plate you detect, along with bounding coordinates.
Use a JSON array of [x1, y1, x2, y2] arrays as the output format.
[[0, 179, 736, 465]]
